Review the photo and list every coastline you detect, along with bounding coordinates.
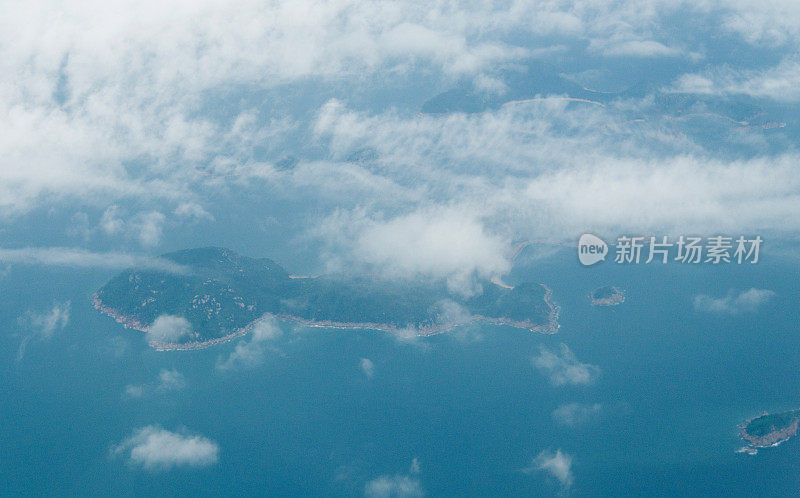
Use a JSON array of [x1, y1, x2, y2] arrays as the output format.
[[93, 283, 560, 351], [92, 293, 148, 332]]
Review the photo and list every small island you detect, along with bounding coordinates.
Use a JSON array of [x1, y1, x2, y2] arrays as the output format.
[[589, 286, 625, 306], [94, 247, 560, 350], [738, 409, 800, 454]]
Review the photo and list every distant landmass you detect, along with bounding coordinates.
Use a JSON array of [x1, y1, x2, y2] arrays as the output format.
[[420, 60, 783, 136], [93, 247, 559, 350], [738, 409, 800, 454], [421, 61, 600, 114], [589, 286, 625, 306]]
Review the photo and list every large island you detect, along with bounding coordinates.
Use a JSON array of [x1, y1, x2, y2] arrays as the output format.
[[94, 247, 559, 350]]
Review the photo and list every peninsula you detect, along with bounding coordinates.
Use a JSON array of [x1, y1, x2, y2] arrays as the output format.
[[93, 247, 559, 350]]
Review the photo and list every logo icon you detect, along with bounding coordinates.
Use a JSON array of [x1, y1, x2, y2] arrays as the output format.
[[578, 234, 608, 266]]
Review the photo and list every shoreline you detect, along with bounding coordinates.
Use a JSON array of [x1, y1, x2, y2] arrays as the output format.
[[93, 283, 560, 351]]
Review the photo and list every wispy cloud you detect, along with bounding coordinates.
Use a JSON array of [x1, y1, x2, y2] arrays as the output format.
[[0, 247, 189, 274], [523, 449, 574, 491], [693, 288, 775, 314], [552, 403, 602, 427], [360, 358, 375, 378], [672, 59, 800, 102], [364, 474, 424, 498], [112, 426, 219, 470], [216, 319, 282, 371], [590, 38, 682, 58], [100, 206, 167, 248], [308, 98, 800, 263], [124, 369, 186, 399], [533, 344, 600, 386], [0, 0, 534, 218], [17, 301, 70, 360], [174, 202, 214, 221]]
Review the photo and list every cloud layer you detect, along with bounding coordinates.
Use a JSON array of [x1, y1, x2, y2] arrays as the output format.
[[5, 0, 800, 286]]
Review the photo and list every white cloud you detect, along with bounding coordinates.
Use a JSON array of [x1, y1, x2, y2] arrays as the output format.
[[157, 368, 186, 391], [670, 73, 718, 95], [360, 358, 375, 378], [552, 403, 602, 427], [314, 206, 511, 296], [251, 320, 282, 341], [432, 300, 483, 342], [100, 206, 125, 236], [716, 0, 800, 45], [387, 327, 428, 348], [693, 288, 775, 313], [364, 474, 424, 498], [473, 73, 508, 95], [112, 426, 219, 470], [356, 209, 509, 293], [524, 449, 574, 490], [24, 301, 70, 338], [432, 300, 473, 326], [217, 340, 265, 371], [533, 344, 600, 386], [132, 211, 166, 247], [216, 319, 282, 371], [147, 315, 192, 343], [174, 202, 214, 221], [99, 207, 167, 247], [123, 384, 146, 399], [17, 301, 70, 360]]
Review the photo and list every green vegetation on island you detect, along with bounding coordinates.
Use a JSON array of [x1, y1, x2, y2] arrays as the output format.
[[589, 286, 625, 306], [94, 247, 558, 349], [740, 409, 800, 450]]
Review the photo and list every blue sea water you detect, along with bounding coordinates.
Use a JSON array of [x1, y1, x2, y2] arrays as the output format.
[[2, 247, 800, 496]]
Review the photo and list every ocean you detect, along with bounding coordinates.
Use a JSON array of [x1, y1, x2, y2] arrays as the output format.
[[2, 246, 800, 496]]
